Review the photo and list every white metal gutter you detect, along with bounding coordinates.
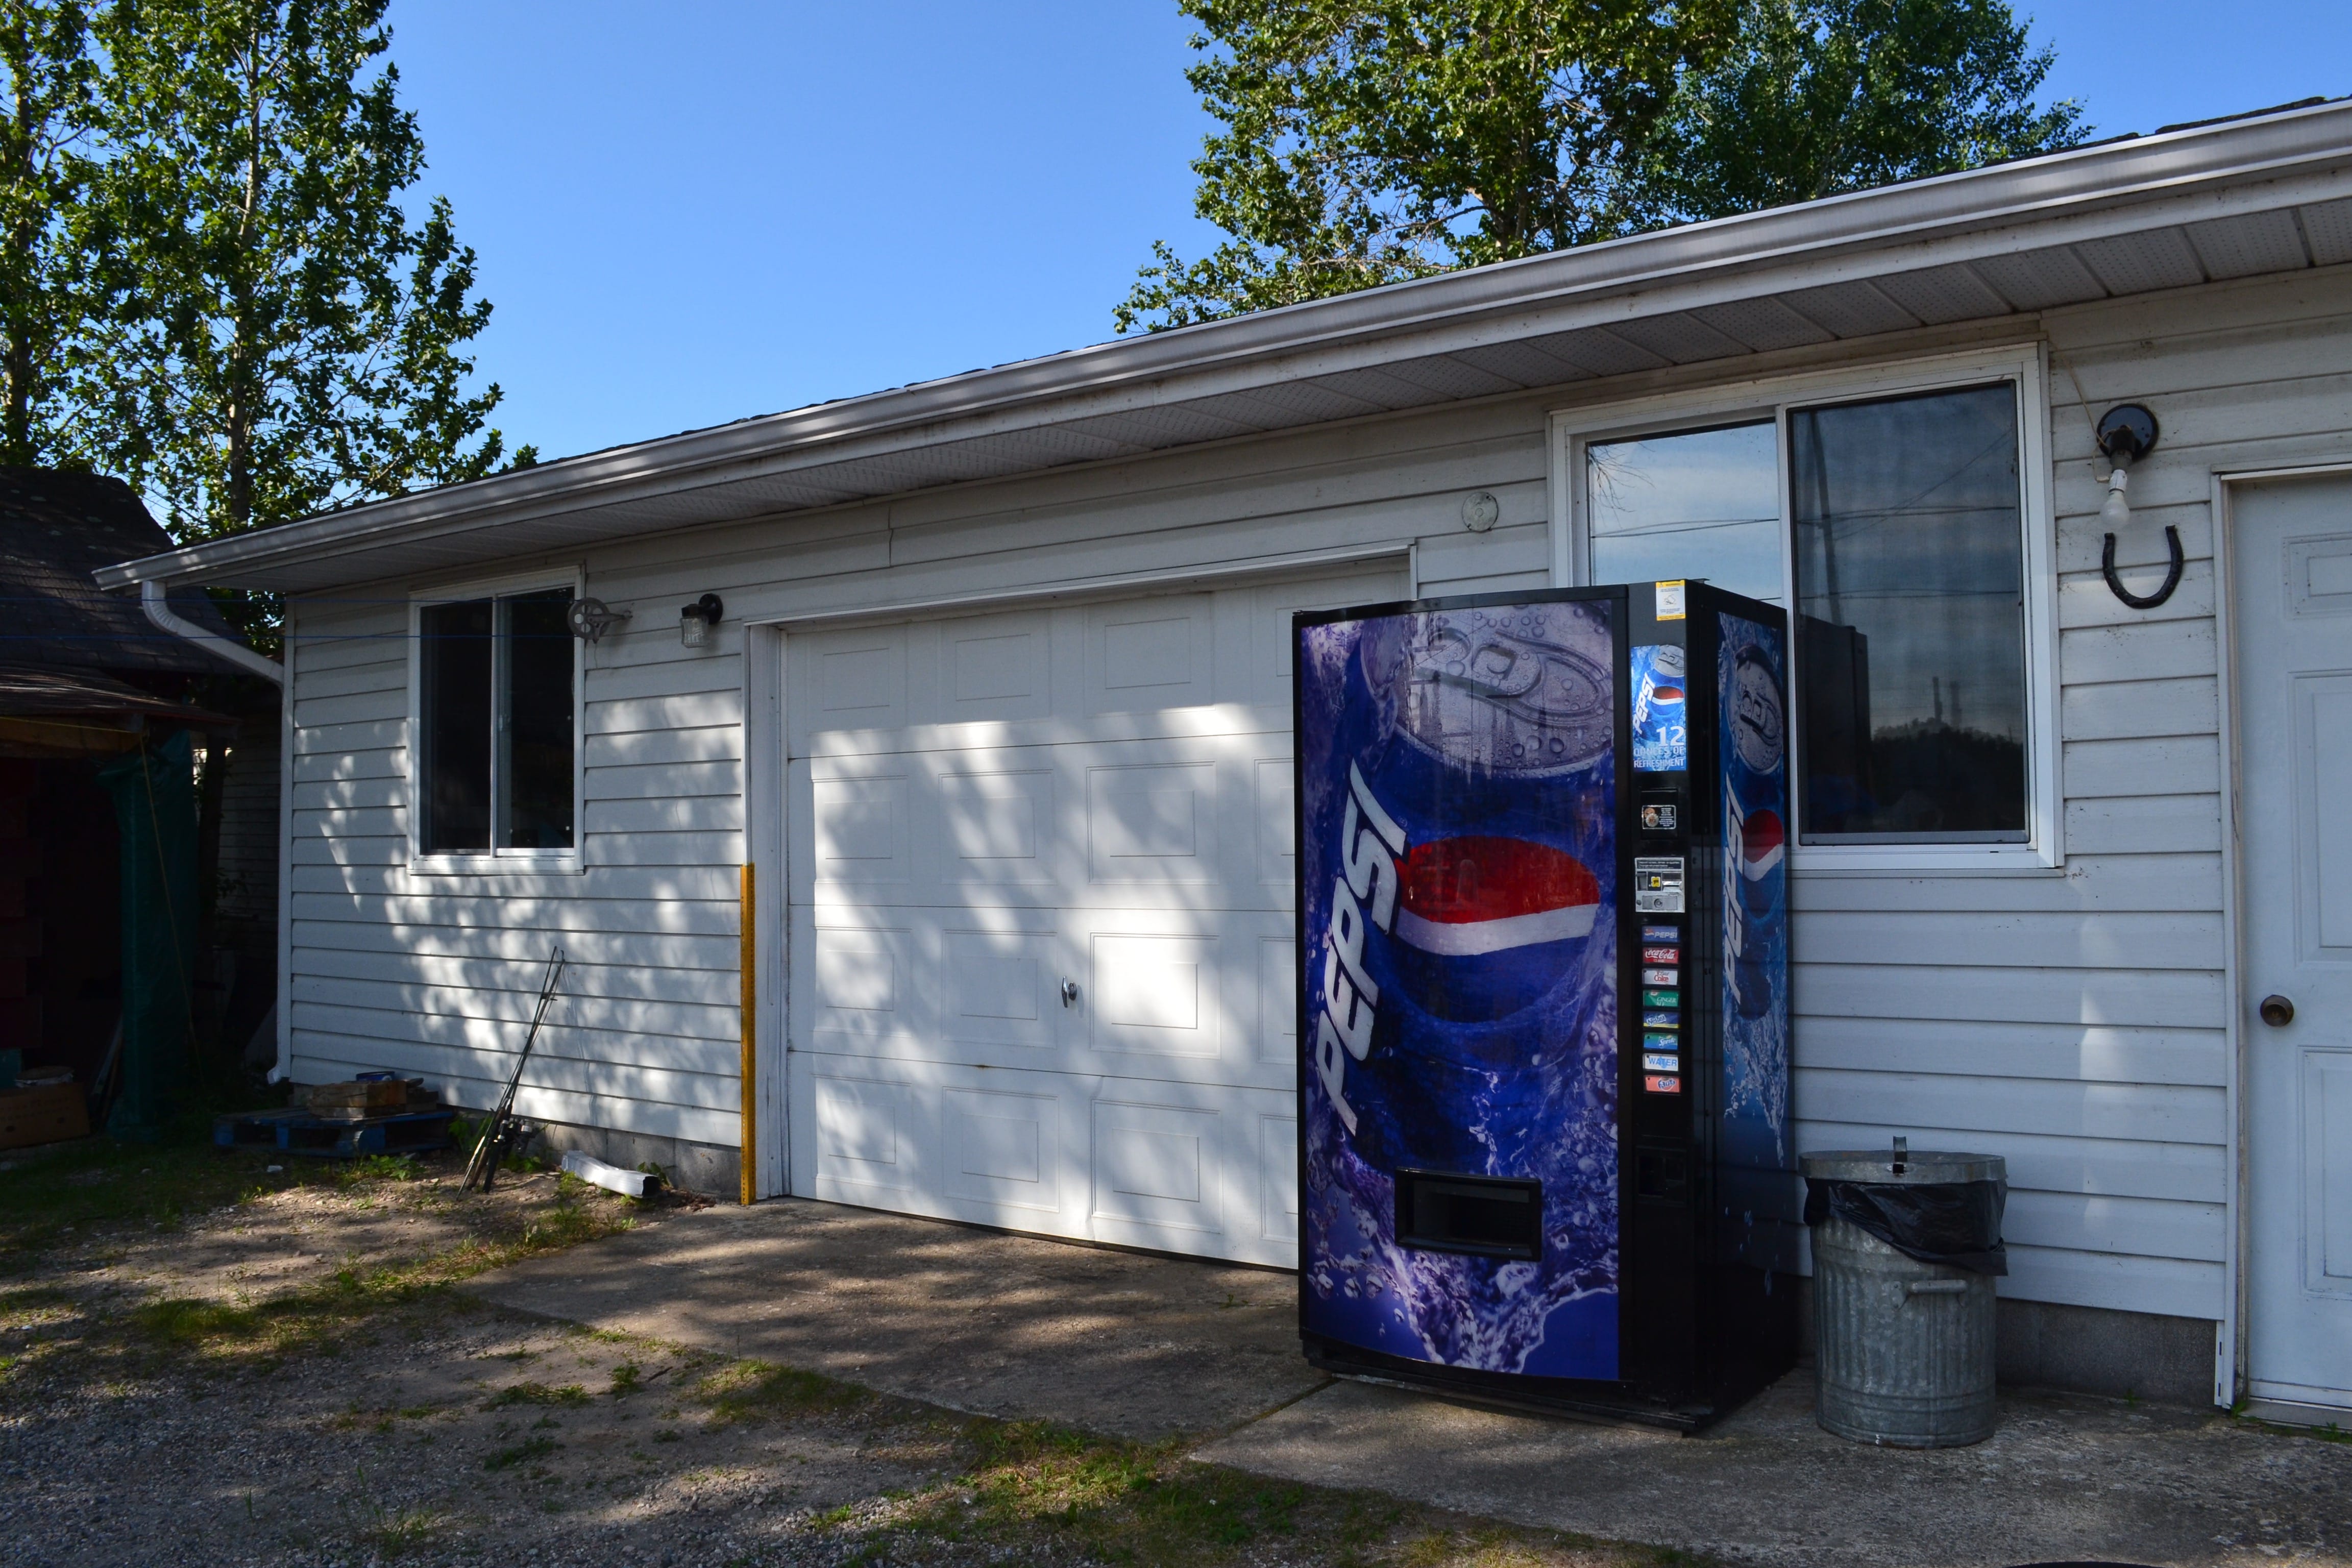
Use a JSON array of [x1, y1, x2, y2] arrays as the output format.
[[92, 95, 2352, 594], [140, 581, 285, 685]]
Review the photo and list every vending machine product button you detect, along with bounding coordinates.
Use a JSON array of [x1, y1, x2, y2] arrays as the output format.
[[1641, 967, 1678, 986], [1642, 945, 1680, 965], [1644, 1074, 1683, 1094], [1642, 1052, 1680, 1073], [1641, 1009, 1679, 1027], [1642, 1031, 1679, 1051], [1641, 924, 1678, 943], [1641, 988, 1678, 1008]]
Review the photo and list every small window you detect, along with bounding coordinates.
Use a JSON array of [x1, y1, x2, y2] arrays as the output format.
[[1586, 421, 1782, 603], [1790, 384, 2027, 843], [419, 588, 576, 856]]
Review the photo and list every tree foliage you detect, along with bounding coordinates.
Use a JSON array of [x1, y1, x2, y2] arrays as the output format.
[[1122, 0, 2085, 332], [89, 0, 525, 551], [0, 0, 524, 642], [0, 0, 101, 465], [1116, 0, 1738, 332], [1614, 0, 2086, 228]]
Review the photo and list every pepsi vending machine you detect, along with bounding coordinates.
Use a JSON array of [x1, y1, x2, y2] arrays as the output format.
[[1293, 582, 1798, 1429]]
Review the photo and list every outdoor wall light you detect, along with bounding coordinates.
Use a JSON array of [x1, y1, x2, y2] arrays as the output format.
[[680, 593, 724, 649], [2095, 403, 2158, 527], [2094, 404, 2182, 610]]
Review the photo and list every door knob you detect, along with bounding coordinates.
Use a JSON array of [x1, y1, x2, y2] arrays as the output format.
[[2259, 994, 2295, 1027], [1061, 979, 1080, 1008]]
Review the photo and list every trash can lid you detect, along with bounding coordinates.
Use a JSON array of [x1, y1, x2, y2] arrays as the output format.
[[1801, 1148, 2005, 1184]]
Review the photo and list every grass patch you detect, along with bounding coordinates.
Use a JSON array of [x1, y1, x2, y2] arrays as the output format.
[[483, 1434, 559, 1471], [0, 1138, 288, 1266], [787, 1412, 1690, 1568], [697, 1359, 869, 1426], [112, 1195, 634, 1368], [483, 1380, 590, 1409]]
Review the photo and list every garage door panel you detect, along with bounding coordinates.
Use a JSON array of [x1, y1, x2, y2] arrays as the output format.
[[1087, 760, 1220, 884], [932, 765, 1061, 888], [813, 1070, 929, 1200], [941, 920, 1062, 1049], [945, 1086, 1065, 1217], [811, 771, 911, 883], [1254, 756, 1295, 890], [1088, 931, 1221, 1058], [792, 625, 911, 749], [1257, 935, 1300, 1066], [1092, 1096, 1225, 1236], [938, 609, 1054, 725], [805, 919, 926, 1050], [1244, 569, 1416, 708], [1087, 594, 1216, 715]]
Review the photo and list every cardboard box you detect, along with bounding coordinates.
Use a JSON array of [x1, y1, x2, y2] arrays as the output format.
[[0, 1082, 90, 1150], [303, 1080, 406, 1113]]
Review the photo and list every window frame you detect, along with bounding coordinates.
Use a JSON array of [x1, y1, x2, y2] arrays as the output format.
[[405, 565, 587, 876], [1547, 343, 2061, 872]]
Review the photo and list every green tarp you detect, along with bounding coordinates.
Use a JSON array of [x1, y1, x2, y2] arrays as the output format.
[[95, 729, 197, 1141]]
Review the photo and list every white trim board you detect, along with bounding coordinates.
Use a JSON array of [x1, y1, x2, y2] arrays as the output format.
[[744, 542, 1414, 631]]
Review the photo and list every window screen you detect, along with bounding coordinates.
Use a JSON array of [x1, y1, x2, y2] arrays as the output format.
[[1789, 383, 2027, 843]]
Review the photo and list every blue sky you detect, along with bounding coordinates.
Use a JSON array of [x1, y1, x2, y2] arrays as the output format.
[[388, 1, 2351, 465]]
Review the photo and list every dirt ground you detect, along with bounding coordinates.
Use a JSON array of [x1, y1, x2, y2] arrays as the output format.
[[0, 1138, 1685, 1568]]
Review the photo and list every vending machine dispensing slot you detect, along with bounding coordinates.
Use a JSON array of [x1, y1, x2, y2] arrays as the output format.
[[1291, 583, 1798, 1431]]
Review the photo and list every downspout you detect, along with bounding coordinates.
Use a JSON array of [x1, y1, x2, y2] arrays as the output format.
[[139, 580, 292, 1080], [142, 580, 285, 687]]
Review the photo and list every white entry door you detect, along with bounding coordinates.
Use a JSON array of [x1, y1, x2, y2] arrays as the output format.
[[782, 565, 1405, 1266], [2236, 472, 2352, 1410]]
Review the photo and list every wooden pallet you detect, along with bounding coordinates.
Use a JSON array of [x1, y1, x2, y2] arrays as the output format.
[[213, 1108, 456, 1159]]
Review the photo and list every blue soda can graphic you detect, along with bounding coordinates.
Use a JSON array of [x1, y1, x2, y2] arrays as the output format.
[[1717, 612, 1791, 1169], [1722, 640, 1785, 1019], [1297, 597, 1621, 1380], [1630, 644, 1687, 773]]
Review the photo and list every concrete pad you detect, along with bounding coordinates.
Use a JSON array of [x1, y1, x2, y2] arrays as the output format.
[[464, 1196, 1322, 1440], [1194, 1371, 2352, 1567]]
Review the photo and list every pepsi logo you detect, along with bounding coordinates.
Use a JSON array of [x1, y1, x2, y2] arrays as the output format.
[[1739, 809, 1785, 880], [1394, 837, 1599, 957]]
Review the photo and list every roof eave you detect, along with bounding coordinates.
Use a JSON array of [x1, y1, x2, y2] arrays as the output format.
[[94, 95, 2352, 592]]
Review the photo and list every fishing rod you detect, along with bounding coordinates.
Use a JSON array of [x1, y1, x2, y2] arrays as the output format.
[[462, 944, 567, 1193]]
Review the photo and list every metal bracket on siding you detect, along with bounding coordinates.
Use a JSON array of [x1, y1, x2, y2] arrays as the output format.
[[2102, 525, 2184, 610]]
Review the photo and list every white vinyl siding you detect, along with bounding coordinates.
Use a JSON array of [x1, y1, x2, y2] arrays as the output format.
[[276, 261, 2351, 1326]]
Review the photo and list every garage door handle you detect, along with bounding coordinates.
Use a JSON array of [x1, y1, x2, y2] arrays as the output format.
[[1061, 979, 1080, 1008]]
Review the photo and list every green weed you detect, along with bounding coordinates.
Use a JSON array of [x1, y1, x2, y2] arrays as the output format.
[[483, 1380, 590, 1409], [482, 1435, 558, 1471]]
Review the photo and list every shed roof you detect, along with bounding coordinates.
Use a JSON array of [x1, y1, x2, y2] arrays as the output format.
[[1, 468, 243, 671], [95, 95, 2352, 596]]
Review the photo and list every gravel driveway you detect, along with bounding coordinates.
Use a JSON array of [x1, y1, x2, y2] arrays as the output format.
[[0, 1141, 1663, 1568]]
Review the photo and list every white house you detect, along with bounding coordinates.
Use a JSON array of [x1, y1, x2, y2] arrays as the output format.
[[103, 97, 2352, 1416]]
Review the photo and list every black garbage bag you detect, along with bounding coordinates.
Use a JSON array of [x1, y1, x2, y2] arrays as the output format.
[[1803, 1178, 2008, 1276]]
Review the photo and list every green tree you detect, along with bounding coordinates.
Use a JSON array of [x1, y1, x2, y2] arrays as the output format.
[[0, 0, 101, 465], [1116, 0, 1738, 333], [1614, 0, 2085, 228], [87, 0, 527, 635], [1123, 0, 2083, 332]]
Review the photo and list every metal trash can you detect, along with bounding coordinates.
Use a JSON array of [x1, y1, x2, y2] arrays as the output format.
[[1802, 1142, 2006, 1448]]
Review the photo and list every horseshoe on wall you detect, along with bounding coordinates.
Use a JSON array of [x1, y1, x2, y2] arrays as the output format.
[[2102, 524, 2184, 610]]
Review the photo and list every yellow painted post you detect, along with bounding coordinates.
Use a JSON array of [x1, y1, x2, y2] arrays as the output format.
[[739, 862, 756, 1206]]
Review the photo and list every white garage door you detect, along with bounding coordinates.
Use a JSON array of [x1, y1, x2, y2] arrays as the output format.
[[784, 565, 1405, 1266]]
